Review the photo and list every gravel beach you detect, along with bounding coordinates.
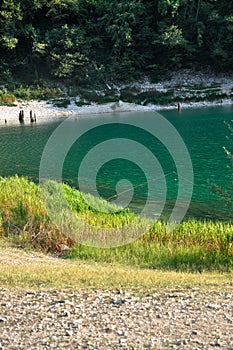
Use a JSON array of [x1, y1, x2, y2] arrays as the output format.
[[1, 98, 233, 127], [0, 285, 232, 349], [0, 100, 153, 126]]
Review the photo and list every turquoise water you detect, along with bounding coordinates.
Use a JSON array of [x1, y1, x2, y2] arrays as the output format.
[[0, 106, 233, 220]]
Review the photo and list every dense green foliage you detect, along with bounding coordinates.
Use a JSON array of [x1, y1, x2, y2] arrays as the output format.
[[0, 0, 233, 87], [0, 176, 232, 271]]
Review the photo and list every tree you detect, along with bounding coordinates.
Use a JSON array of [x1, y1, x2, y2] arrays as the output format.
[[0, 0, 233, 85], [45, 24, 90, 82], [0, 0, 22, 50]]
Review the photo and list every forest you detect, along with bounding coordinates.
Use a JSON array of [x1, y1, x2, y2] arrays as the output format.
[[0, 0, 233, 88]]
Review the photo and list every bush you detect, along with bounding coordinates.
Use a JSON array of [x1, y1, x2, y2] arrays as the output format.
[[13, 86, 63, 101], [75, 100, 91, 107], [0, 93, 16, 106], [52, 98, 70, 108]]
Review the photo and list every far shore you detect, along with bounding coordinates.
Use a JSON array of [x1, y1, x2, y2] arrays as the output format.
[[1, 98, 233, 126], [1, 69, 233, 125]]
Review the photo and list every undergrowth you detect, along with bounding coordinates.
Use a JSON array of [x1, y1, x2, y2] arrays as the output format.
[[0, 92, 17, 106], [0, 85, 64, 104], [0, 82, 231, 107]]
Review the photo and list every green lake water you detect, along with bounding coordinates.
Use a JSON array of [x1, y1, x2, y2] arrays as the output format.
[[1, 105, 233, 220]]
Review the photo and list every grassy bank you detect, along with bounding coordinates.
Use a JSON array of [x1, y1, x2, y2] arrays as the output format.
[[0, 239, 232, 291], [0, 176, 232, 273], [69, 219, 233, 272]]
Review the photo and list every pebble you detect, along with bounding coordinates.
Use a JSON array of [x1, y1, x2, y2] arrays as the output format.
[[0, 287, 232, 349], [65, 330, 73, 336], [116, 331, 125, 336], [207, 303, 221, 310], [110, 299, 126, 305]]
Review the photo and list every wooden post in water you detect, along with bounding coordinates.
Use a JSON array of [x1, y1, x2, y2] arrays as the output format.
[[30, 110, 35, 123], [178, 102, 182, 112], [19, 110, 24, 123]]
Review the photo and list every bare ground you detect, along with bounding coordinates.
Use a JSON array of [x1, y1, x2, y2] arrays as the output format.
[[0, 243, 232, 349]]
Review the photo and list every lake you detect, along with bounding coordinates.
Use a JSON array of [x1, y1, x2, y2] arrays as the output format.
[[1, 105, 233, 221]]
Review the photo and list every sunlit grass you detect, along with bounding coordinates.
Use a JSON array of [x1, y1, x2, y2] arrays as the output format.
[[0, 240, 232, 291], [0, 176, 232, 272]]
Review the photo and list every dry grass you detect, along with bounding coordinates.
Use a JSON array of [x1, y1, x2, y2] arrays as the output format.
[[0, 239, 232, 292]]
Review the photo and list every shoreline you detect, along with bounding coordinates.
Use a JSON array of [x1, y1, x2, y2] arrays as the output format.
[[1, 98, 232, 125], [1, 69, 233, 124]]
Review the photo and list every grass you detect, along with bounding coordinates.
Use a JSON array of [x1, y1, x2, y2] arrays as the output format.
[[0, 239, 232, 291], [0, 176, 73, 251], [68, 219, 233, 272], [0, 176, 232, 274]]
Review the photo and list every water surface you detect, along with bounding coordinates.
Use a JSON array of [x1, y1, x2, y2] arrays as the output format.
[[0, 106, 232, 220]]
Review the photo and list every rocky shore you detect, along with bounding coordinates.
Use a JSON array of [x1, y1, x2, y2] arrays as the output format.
[[1, 69, 232, 125], [0, 285, 232, 349], [0, 100, 153, 125]]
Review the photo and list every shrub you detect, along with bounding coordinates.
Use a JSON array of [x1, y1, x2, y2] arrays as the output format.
[[75, 100, 91, 107], [13, 86, 63, 101], [52, 98, 70, 108], [0, 93, 16, 106]]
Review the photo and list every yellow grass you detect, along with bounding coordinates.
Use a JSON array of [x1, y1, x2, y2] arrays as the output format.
[[0, 239, 232, 292]]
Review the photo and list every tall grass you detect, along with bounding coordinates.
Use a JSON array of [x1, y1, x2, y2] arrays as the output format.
[[0, 176, 232, 271], [0, 176, 72, 251], [69, 219, 233, 272]]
